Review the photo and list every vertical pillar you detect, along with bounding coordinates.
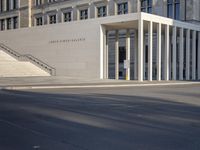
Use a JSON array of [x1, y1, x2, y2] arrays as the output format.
[[103, 29, 108, 79], [138, 18, 144, 81], [157, 23, 161, 81], [186, 29, 190, 80], [100, 25, 106, 79], [126, 29, 131, 80], [115, 30, 119, 80], [148, 21, 153, 81], [172, 26, 177, 80], [134, 30, 138, 80], [143, 31, 146, 80], [192, 30, 196, 80], [179, 28, 184, 80], [198, 32, 200, 80], [169, 33, 172, 80], [164, 24, 169, 81], [106, 31, 109, 79]]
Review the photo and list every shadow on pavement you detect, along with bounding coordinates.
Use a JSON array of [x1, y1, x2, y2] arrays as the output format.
[[0, 89, 200, 150]]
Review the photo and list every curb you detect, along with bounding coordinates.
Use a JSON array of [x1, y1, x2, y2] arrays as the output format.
[[1, 82, 200, 90]]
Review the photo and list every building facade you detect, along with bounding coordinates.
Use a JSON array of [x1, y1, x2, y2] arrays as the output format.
[[0, 0, 199, 81]]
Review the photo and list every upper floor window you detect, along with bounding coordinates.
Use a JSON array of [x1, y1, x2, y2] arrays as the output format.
[[0, 0, 3, 12], [13, 0, 18, 9], [36, 17, 43, 26], [13, 16, 18, 29], [6, 0, 10, 11], [167, 0, 180, 20], [117, 2, 128, 15], [80, 9, 88, 20], [48, 0, 57, 3], [174, 0, 180, 20], [49, 14, 56, 24], [63, 12, 72, 22], [141, 0, 152, 13], [35, 0, 42, 6], [97, 6, 106, 17]]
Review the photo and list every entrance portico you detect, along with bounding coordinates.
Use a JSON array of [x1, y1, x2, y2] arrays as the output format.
[[100, 12, 200, 81]]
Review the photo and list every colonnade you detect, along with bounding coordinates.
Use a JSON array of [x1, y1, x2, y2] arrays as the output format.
[[103, 20, 200, 81]]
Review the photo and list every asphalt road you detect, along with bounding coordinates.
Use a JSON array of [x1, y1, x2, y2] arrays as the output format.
[[0, 84, 200, 150]]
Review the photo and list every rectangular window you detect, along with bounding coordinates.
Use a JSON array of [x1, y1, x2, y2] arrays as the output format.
[[7, 18, 11, 30], [0, 19, 5, 31], [13, 16, 18, 29], [48, 0, 57, 3], [97, 6, 106, 17], [35, 0, 42, 6], [117, 2, 128, 15], [36, 17, 43, 26], [13, 0, 18, 9], [80, 9, 88, 20], [141, 0, 152, 13], [174, 0, 180, 20], [167, 0, 173, 18], [63, 12, 71, 22], [6, 0, 10, 11], [0, 0, 3, 12], [49, 15, 56, 24], [119, 47, 126, 63], [167, 0, 180, 20]]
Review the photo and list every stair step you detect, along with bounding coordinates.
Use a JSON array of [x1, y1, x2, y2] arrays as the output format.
[[0, 50, 50, 77]]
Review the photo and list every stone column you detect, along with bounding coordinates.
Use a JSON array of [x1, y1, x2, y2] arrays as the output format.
[[115, 30, 119, 80], [172, 26, 177, 80], [164, 24, 169, 81], [192, 30, 196, 80], [198, 32, 200, 80], [186, 29, 190, 80], [157, 23, 161, 81], [134, 30, 138, 80], [148, 21, 153, 81], [126, 29, 131, 80], [179, 28, 184, 80], [138, 19, 144, 81]]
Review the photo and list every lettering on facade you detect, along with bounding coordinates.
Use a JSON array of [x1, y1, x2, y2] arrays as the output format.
[[49, 38, 86, 44]]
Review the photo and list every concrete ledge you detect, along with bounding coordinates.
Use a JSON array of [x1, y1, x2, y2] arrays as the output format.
[[0, 76, 199, 90]]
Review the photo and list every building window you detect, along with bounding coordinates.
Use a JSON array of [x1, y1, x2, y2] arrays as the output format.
[[63, 12, 71, 22], [7, 18, 11, 30], [0, 19, 5, 31], [13, 0, 18, 9], [174, 0, 180, 20], [141, 0, 152, 13], [117, 2, 128, 15], [35, 0, 42, 6], [80, 9, 88, 20], [167, 0, 180, 20], [0, 0, 3, 12], [49, 14, 56, 24], [36, 17, 43, 26], [13, 17, 18, 29], [167, 0, 173, 18], [97, 6, 106, 17], [6, 0, 10, 11], [48, 0, 57, 3], [119, 47, 126, 63]]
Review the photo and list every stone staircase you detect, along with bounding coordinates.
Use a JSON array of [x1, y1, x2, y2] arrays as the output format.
[[0, 44, 55, 77]]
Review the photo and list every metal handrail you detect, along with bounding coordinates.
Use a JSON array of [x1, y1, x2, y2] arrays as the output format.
[[0, 43, 56, 75]]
